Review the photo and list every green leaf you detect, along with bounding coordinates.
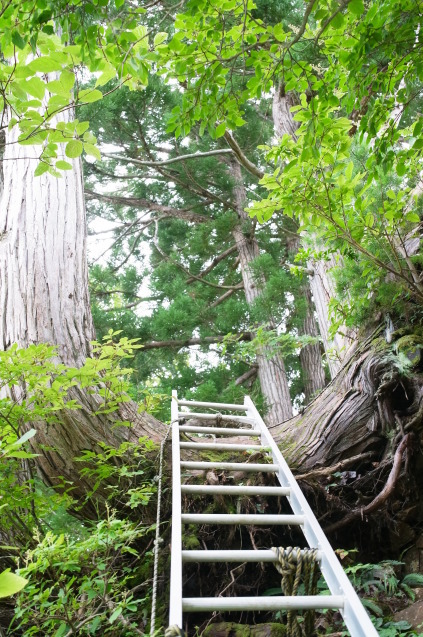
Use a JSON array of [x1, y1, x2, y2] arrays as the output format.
[[396, 163, 406, 176], [109, 607, 123, 624], [403, 573, 423, 587], [349, 0, 364, 15], [56, 160, 73, 170], [0, 571, 28, 598], [406, 212, 420, 223], [65, 140, 83, 158], [53, 623, 69, 637], [154, 32, 168, 46], [78, 88, 103, 103], [12, 31, 26, 50], [34, 162, 50, 177], [215, 122, 226, 138], [28, 56, 63, 73], [84, 143, 101, 161], [25, 77, 46, 100], [95, 64, 116, 87], [76, 121, 90, 135], [60, 70, 75, 91]]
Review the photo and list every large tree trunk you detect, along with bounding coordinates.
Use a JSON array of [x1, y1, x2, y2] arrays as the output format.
[[308, 255, 357, 377], [272, 86, 355, 378], [230, 161, 293, 425], [285, 233, 326, 403], [0, 112, 165, 505], [299, 283, 327, 403]]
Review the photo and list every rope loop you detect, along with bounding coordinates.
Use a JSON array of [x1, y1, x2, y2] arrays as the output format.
[[271, 547, 319, 637], [165, 625, 185, 637]]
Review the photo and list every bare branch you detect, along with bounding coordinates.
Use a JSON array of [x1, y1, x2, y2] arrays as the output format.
[[235, 365, 259, 386], [224, 131, 264, 179], [208, 284, 244, 308], [102, 148, 234, 167], [140, 333, 252, 350], [85, 189, 209, 223], [187, 245, 238, 284]]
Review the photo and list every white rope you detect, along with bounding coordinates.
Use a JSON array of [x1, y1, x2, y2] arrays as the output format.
[[150, 423, 173, 636]]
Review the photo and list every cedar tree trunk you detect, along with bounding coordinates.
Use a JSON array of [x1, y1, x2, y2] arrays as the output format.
[[230, 161, 293, 425], [0, 112, 165, 503], [272, 85, 355, 378]]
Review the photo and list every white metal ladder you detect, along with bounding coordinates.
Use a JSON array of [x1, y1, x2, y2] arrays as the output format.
[[169, 391, 379, 636]]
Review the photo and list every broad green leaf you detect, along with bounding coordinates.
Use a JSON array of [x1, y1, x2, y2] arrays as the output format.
[[78, 88, 103, 103], [25, 77, 46, 100], [84, 143, 101, 161], [60, 70, 75, 91], [0, 571, 28, 598], [11, 31, 26, 50], [56, 160, 73, 170], [109, 607, 122, 624], [65, 140, 83, 158], [27, 56, 63, 73], [34, 162, 50, 177], [215, 122, 226, 138], [76, 121, 90, 136], [154, 32, 168, 47], [95, 64, 116, 87], [349, 0, 364, 15]]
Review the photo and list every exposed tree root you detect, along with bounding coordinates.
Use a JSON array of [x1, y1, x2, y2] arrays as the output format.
[[325, 434, 411, 534]]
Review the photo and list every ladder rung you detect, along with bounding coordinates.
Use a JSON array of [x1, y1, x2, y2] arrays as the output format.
[[181, 513, 304, 525], [177, 400, 247, 411], [181, 485, 290, 496], [178, 412, 254, 424], [179, 425, 260, 436], [179, 442, 265, 452], [181, 461, 279, 472], [182, 549, 322, 562], [183, 595, 344, 612]]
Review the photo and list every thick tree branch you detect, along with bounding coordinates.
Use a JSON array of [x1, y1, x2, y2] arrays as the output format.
[[224, 131, 264, 179], [187, 245, 238, 284], [140, 333, 252, 350], [208, 284, 244, 308], [235, 365, 259, 386], [85, 189, 209, 224], [102, 148, 234, 167]]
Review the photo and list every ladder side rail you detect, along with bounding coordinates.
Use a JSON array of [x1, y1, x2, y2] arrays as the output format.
[[244, 396, 378, 637], [169, 391, 183, 629]]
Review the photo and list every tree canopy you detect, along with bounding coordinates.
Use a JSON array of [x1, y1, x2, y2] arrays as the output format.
[[1, 0, 423, 635]]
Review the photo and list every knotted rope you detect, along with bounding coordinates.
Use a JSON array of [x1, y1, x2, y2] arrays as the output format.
[[165, 625, 185, 637], [271, 547, 319, 637]]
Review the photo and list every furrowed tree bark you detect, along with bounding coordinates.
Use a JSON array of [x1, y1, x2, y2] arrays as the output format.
[[0, 111, 165, 506], [286, 233, 326, 403], [272, 85, 354, 378], [272, 87, 327, 393], [230, 160, 293, 425]]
